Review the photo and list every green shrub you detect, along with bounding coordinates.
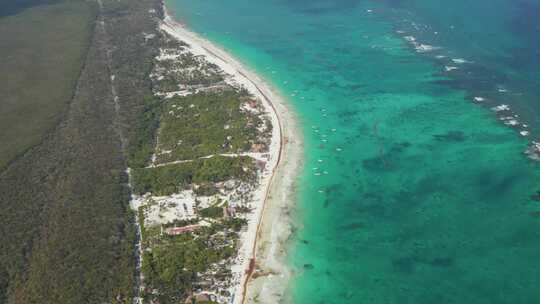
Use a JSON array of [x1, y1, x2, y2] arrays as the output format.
[[128, 94, 162, 168], [193, 183, 219, 196], [155, 90, 266, 163], [199, 206, 223, 218], [131, 156, 256, 196]]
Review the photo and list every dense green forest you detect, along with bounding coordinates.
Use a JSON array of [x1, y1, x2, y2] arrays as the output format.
[[128, 94, 162, 168], [156, 90, 268, 163], [132, 156, 256, 196], [0, 0, 161, 302], [0, 0, 96, 170], [0, 0, 67, 17], [141, 219, 246, 304]]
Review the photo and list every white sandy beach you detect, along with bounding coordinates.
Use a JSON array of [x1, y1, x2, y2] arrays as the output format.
[[161, 7, 303, 304]]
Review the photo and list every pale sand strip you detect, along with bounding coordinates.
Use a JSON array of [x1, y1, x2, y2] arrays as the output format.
[[161, 7, 303, 304]]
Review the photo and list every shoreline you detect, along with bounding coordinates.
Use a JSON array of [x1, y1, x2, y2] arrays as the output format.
[[161, 6, 303, 304]]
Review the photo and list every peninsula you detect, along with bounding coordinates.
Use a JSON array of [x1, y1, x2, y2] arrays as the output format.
[[127, 4, 301, 304]]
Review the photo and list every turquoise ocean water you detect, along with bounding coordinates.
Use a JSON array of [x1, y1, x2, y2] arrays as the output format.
[[165, 0, 540, 303]]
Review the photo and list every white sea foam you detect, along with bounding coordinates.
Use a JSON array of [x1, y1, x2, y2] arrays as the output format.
[[492, 104, 510, 112], [400, 34, 441, 53], [403, 36, 416, 42], [504, 119, 519, 126], [415, 44, 440, 53], [520, 130, 530, 136], [473, 96, 485, 102], [452, 58, 469, 64], [445, 66, 458, 72], [525, 141, 540, 161], [499, 114, 520, 127]]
